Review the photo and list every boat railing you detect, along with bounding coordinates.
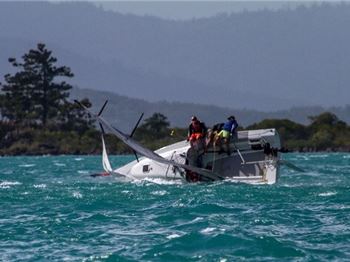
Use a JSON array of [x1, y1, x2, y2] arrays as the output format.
[[242, 159, 275, 165]]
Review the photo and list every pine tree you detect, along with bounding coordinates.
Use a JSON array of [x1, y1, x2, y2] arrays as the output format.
[[0, 63, 37, 125], [137, 113, 170, 139], [0, 43, 92, 129]]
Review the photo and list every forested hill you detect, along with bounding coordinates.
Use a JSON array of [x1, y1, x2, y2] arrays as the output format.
[[70, 87, 350, 131], [1, 2, 350, 111]]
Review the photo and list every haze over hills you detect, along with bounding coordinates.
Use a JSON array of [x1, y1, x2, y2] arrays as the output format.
[[0, 2, 350, 112], [97, 2, 309, 20]]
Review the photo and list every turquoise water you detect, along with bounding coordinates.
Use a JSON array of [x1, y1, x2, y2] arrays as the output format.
[[0, 153, 349, 261]]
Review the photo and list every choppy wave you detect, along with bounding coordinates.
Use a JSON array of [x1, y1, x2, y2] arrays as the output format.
[[0, 181, 21, 189], [0, 153, 349, 261], [318, 192, 337, 197], [18, 163, 36, 167], [142, 177, 183, 185], [33, 184, 47, 189]]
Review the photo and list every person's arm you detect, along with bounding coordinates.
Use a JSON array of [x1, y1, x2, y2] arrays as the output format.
[[231, 121, 238, 134], [187, 124, 192, 140], [201, 122, 207, 135]]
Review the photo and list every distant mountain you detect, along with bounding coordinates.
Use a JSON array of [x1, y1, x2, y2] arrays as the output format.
[[1, 2, 350, 110], [70, 87, 350, 131], [0, 36, 299, 111]]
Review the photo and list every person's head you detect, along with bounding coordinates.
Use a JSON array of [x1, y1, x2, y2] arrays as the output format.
[[228, 115, 235, 121], [191, 116, 200, 126]]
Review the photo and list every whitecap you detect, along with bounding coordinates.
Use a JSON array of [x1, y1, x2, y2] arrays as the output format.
[[281, 184, 299, 188], [33, 184, 47, 189], [318, 192, 337, 197], [309, 154, 329, 158], [343, 155, 350, 159], [193, 217, 204, 222], [74, 158, 83, 161], [54, 163, 66, 167], [73, 191, 83, 199], [100, 254, 110, 259], [200, 227, 216, 234], [143, 178, 183, 185], [0, 181, 21, 186], [151, 190, 168, 196], [83, 254, 111, 262], [19, 164, 35, 167], [1, 170, 13, 175], [293, 155, 309, 160], [0, 181, 21, 188], [78, 170, 89, 174], [166, 233, 181, 239]]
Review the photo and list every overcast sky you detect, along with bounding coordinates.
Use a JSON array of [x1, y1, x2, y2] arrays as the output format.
[[93, 1, 322, 20]]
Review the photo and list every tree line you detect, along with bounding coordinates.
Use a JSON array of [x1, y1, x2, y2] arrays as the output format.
[[0, 43, 349, 155], [246, 113, 350, 152]]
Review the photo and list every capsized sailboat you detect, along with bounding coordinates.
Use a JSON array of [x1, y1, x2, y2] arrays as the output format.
[[76, 100, 297, 184], [112, 129, 281, 184]]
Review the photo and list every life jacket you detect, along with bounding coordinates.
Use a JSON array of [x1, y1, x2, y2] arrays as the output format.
[[189, 133, 203, 142]]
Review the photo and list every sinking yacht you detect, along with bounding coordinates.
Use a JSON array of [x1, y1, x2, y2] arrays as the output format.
[[114, 129, 281, 184], [76, 100, 294, 184]]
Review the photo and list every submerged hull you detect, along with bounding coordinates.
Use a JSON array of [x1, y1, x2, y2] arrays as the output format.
[[115, 129, 281, 184]]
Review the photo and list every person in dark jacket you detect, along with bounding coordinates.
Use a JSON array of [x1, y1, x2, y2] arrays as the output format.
[[187, 116, 207, 148]]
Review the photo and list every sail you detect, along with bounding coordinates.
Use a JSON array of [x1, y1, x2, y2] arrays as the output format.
[[101, 135, 113, 173]]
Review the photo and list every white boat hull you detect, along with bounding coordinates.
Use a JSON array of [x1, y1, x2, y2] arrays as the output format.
[[115, 129, 281, 184]]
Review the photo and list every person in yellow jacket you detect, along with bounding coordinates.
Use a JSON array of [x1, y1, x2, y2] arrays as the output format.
[[215, 115, 238, 155]]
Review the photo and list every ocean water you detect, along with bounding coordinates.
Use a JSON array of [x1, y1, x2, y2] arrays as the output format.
[[0, 153, 349, 261]]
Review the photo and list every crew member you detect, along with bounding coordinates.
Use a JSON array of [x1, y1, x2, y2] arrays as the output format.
[[187, 116, 207, 148], [215, 115, 238, 155], [206, 122, 224, 148]]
